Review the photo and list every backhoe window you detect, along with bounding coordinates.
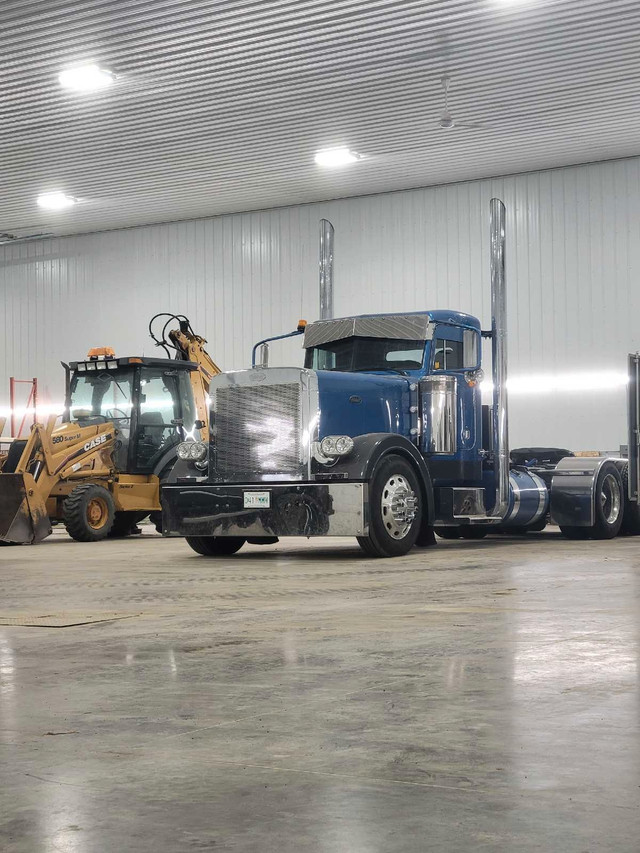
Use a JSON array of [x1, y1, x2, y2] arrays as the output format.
[[305, 337, 426, 373], [135, 368, 195, 472], [69, 369, 134, 421]]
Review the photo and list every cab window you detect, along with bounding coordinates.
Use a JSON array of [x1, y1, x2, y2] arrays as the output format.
[[69, 369, 134, 421], [433, 339, 463, 370], [305, 337, 426, 372], [433, 328, 479, 371]]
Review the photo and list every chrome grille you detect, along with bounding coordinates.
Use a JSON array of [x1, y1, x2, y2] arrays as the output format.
[[213, 382, 302, 479]]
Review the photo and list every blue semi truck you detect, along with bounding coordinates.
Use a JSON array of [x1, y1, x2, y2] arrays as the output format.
[[162, 200, 640, 557]]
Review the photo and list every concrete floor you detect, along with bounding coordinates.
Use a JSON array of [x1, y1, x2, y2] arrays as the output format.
[[0, 528, 639, 852]]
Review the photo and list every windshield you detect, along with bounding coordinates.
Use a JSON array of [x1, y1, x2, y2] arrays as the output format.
[[69, 369, 134, 421], [304, 336, 426, 372]]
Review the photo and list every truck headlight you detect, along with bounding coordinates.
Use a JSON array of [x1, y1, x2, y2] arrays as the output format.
[[320, 435, 354, 457], [177, 441, 208, 461]]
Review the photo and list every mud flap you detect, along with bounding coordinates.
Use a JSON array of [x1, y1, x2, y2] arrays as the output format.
[[0, 473, 52, 544]]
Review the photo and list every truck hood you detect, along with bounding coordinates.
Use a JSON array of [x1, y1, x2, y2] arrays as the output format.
[[316, 370, 413, 440]]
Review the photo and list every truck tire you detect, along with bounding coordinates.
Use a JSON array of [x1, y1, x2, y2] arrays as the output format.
[[185, 536, 245, 556], [63, 484, 115, 542], [620, 463, 640, 535], [434, 527, 461, 540], [356, 455, 423, 558], [559, 461, 624, 540]]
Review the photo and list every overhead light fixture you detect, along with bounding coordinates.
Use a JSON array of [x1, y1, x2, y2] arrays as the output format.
[[314, 147, 361, 168], [58, 64, 115, 92], [37, 192, 77, 210]]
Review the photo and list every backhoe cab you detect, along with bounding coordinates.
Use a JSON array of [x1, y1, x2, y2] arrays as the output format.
[[0, 315, 219, 545]]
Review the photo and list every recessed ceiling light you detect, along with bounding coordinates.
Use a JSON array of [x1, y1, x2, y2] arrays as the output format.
[[58, 64, 115, 92], [37, 192, 77, 210], [314, 147, 361, 167]]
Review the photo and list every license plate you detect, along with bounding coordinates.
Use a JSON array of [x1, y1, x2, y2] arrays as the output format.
[[243, 491, 270, 509]]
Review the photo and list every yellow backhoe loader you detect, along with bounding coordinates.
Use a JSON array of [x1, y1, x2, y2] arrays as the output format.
[[0, 314, 220, 545]]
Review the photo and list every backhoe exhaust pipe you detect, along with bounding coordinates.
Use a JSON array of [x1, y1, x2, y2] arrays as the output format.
[[490, 198, 509, 518], [319, 219, 335, 320]]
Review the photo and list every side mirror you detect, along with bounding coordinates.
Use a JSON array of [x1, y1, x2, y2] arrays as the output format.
[[194, 419, 205, 430]]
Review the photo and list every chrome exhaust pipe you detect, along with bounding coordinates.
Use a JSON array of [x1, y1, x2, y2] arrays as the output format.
[[319, 219, 335, 320], [490, 198, 509, 518]]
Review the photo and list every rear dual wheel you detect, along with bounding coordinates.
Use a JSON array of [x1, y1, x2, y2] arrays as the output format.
[[560, 461, 624, 540]]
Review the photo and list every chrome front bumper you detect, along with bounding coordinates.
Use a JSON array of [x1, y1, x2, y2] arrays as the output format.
[[162, 482, 369, 538]]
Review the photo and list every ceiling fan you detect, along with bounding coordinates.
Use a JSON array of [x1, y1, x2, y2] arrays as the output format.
[[438, 75, 483, 130]]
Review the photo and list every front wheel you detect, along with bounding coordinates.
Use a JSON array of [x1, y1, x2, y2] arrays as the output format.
[[63, 484, 115, 542], [357, 455, 423, 558], [185, 536, 245, 556]]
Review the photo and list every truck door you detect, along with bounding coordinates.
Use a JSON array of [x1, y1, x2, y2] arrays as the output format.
[[429, 324, 480, 454]]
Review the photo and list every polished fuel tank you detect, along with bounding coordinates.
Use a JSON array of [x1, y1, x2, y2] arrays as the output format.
[[500, 469, 549, 528]]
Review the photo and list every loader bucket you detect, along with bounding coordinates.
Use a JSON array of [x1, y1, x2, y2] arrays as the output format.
[[0, 473, 52, 545]]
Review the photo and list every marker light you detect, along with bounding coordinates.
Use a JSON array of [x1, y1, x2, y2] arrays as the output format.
[[37, 192, 77, 210], [59, 64, 115, 92], [314, 147, 361, 167]]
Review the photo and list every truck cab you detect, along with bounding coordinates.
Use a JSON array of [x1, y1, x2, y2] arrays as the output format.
[[303, 310, 484, 485]]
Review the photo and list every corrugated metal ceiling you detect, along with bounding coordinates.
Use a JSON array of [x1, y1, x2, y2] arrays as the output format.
[[2, 0, 639, 237]]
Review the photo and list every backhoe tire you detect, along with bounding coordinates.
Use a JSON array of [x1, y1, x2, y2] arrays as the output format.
[[185, 536, 245, 556], [63, 484, 115, 542], [356, 455, 423, 558], [620, 463, 640, 535]]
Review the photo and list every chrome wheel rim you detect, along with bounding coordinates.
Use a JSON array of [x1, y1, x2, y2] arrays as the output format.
[[600, 473, 621, 525], [381, 474, 418, 539]]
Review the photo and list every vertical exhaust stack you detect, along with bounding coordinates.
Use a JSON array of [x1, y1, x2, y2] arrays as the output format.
[[490, 198, 509, 518], [319, 219, 335, 320]]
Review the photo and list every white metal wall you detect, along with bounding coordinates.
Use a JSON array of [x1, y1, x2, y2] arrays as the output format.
[[2, 157, 640, 451]]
